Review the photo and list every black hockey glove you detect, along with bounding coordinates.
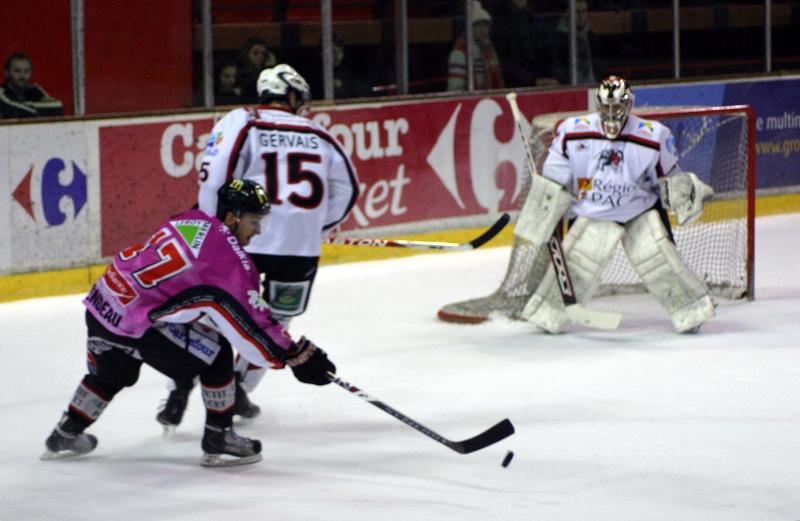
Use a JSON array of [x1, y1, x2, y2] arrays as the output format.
[[285, 337, 335, 386]]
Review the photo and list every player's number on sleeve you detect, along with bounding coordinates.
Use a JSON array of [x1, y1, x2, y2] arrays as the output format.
[[262, 152, 324, 209], [131, 238, 192, 289]]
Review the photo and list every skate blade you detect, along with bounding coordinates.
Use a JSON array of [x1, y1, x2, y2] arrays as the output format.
[[161, 424, 177, 436], [200, 452, 262, 467], [40, 449, 88, 461]]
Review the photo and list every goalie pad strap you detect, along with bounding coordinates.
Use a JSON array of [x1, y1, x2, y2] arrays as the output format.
[[514, 175, 572, 247], [522, 217, 624, 333], [658, 171, 714, 226], [623, 210, 714, 332]]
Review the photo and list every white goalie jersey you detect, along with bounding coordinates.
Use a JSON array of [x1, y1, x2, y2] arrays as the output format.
[[543, 113, 679, 223], [198, 107, 360, 257]]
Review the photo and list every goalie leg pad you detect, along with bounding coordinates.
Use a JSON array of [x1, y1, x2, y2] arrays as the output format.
[[514, 175, 572, 247], [622, 210, 715, 332], [522, 218, 625, 333]]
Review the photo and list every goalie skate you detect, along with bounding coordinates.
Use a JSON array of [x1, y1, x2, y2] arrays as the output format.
[[200, 425, 262, 467]]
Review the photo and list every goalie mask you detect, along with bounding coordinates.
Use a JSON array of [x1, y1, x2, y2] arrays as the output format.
[[596, 76, 634, 139], [257, 64, 311, 115]]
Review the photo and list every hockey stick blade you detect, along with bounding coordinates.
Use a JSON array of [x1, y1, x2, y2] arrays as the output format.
[[329, 373, 515, 454], [449, 418, 515, 454], [565, 304, 622, 330], [324, 213, 510, 251], [468, 212, 511, 249]]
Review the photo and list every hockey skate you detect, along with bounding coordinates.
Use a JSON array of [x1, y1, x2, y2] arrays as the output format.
[[156, 388, 190, 432], [200, 425, 262, 467], [41, 415, 98, 460], [233, 376, 260, 420]]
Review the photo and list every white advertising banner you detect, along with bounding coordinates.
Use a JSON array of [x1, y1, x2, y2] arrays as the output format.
[[7, 121, 96, 272], [0, 125, 10, 273]]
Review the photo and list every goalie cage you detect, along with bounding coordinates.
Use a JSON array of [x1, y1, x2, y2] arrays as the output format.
[[438, 105, 756, 324]]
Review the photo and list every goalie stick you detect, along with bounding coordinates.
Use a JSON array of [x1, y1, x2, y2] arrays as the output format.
[[328, 373, 515, 454], [324, 213, 510, 251], [506, 92, 621, 330]]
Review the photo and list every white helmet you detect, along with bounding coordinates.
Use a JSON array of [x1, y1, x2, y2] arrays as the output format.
[[256, 64, 311, 114], [596, 75, 634, 139]]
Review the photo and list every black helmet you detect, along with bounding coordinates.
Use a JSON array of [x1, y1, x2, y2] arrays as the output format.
[[216, 179, 270, 220]]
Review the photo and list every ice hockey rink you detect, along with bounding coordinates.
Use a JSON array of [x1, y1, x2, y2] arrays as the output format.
[[1, 212, 798, 521]]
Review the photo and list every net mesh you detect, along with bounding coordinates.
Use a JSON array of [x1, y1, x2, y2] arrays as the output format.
[[438, 106, 753, 323]]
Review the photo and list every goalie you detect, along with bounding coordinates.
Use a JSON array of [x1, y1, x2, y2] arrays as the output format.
[[516, 76, 715, 333]]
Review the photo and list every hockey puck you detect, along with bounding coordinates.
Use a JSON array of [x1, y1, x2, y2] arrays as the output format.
[[501, 451, 514, 467]]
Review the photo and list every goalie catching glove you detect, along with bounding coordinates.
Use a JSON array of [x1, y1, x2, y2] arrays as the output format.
[[659, 171, 714, 226], [285, 337, 336, 386]]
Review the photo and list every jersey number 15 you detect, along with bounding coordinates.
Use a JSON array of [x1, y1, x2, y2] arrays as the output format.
[[262, 152, 324, 209]]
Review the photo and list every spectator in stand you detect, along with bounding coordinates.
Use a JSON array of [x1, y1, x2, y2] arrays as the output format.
[[215, 62, 242, 106], [313, 33, 372, 100], [548, 0, 596, 85], [236, 38, 277, 103], [490, 0, 557, 88], [0, 53, 64, 119], [331, 33, 372, 99], [447, 1, 504, 92]]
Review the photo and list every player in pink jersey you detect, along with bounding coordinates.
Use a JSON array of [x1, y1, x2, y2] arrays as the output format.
[[42, 180, 335, 467]]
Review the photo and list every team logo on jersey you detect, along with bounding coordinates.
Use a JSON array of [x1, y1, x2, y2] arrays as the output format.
[[598, 149, 625, 171], [172, 220, 211, 258]]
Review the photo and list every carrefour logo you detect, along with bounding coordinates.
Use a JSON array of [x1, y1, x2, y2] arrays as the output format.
[[12, 158, 87, 225]]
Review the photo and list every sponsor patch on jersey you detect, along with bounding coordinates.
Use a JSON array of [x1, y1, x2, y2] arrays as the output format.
[[205, 131, 224, 156], [102, 262, 138, 305], [206, 131, 223, 150], [172, 220, 211, 258], [269, 280, 311, 316], [577, 177, 593, 191], [574, 117, 592, 128], [637, 121, 654, 135], [247, 289, 269, 312]]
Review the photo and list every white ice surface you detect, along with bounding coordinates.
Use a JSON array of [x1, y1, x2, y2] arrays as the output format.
[[1, 214, 799, 521]]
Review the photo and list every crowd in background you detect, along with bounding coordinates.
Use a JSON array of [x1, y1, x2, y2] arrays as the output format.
[[0, 0, 793, 119]]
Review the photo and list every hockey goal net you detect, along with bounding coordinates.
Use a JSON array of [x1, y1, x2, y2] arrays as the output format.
[[438, 105, 755, 324]]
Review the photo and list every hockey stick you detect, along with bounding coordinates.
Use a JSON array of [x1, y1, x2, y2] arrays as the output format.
[[328, 373, 515, 454], [324, 213, 510, 251], [506, 92, 621, 330]]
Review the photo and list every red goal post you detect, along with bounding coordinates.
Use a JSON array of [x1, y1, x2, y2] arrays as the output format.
[[437, 104, 756, 324]]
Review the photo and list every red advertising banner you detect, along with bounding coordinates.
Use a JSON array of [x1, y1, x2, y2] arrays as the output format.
[[99, 90, 586, 256]]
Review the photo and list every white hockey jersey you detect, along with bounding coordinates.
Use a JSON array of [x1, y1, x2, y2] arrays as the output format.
[[198, 107, 359, 257], [542, 112, 679, 223]]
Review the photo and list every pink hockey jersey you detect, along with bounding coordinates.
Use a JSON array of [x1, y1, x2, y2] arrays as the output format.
[[83, 209, 292, 369]]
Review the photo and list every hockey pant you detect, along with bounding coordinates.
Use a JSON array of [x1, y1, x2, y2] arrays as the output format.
[[63, 311, 236, 433]]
